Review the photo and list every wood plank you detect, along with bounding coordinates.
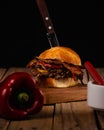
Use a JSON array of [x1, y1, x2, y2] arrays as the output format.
[[82, 68, 89, 84], [0, 119, 10, 130], [1, 67, 30, 80], [0, 68, 7, 80], [7, 105, 54, 130], [96, 111, 104, 130], [41, 85, 87, 104], [71, 102, 98, 130], [53, 101, 98, 130]]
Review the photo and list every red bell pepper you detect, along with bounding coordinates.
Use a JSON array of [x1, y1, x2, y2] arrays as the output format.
[[0, 72, 44, 120]]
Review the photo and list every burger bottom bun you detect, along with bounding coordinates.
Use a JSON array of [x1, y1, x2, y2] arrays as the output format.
[[38, 78, 79, 88]]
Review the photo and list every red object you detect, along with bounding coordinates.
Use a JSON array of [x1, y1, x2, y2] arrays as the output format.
[[84, 61, 104, 85], [0, 72, 44, 120]]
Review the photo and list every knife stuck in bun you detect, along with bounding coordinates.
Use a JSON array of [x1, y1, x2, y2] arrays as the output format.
[[26, 46, 84, 88]]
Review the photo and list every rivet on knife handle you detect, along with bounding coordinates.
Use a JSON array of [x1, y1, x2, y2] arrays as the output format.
[[35, 0, 60, 47]]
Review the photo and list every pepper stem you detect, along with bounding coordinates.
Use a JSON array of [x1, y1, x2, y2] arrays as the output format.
[[17, 92, 29, 104]]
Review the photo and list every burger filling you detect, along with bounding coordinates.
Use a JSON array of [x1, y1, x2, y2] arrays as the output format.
[[27, 57, 84, 84]]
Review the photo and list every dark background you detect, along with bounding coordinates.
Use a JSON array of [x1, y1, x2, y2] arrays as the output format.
[[0, 0, 104, 68]]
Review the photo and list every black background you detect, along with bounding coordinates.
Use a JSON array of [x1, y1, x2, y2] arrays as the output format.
[[0, 0, 104, 67]]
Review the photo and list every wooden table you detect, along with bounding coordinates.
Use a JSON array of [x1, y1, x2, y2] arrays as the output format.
[[0, 67, 104, 130]]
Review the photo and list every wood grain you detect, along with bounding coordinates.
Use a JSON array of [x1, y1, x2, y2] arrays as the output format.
[[7, 105, 54, 130], [40, 84, 87, 104], [96, 111, 104, 130], [0, 68, 7, 81], [53, 101, 98, 130]]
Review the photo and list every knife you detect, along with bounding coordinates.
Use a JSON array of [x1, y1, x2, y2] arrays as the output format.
[[35, 0, 60, 47]]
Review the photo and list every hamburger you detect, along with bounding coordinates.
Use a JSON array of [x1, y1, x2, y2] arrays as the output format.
[[26, 46, 84, 88]]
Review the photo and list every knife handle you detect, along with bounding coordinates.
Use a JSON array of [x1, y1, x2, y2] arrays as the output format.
[[35, 0, 60, 47], [36, 0, 55, 35]]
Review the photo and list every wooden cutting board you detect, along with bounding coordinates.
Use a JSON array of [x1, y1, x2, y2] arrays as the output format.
[[39, 84, 87, 104]]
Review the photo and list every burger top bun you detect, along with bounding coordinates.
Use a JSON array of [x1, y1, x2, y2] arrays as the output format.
[[39, 46, 81, 66]]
